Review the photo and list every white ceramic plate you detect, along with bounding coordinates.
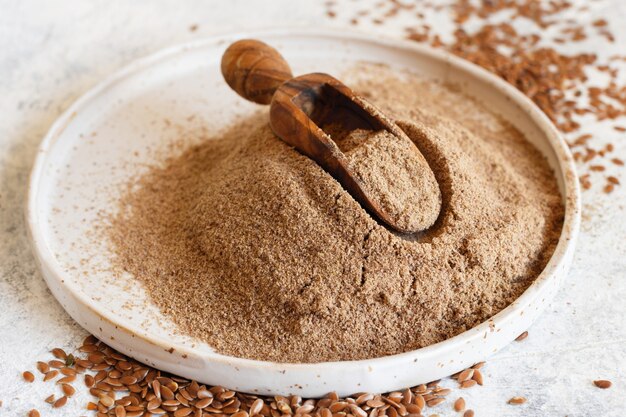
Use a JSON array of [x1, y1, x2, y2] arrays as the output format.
[[27, 29, 580, 397]]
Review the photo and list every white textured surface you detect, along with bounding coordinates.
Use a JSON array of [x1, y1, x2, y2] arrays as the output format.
[[0, 1, 624, 416]]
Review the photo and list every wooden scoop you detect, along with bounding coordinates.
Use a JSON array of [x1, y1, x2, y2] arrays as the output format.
[[221, 39, 441, 233]]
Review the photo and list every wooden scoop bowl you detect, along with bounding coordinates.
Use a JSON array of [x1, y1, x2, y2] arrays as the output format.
[[221, 39, 441, 233]]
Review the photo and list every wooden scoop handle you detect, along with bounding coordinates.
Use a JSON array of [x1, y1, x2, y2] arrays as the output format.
[[221, 39, 293, 105]]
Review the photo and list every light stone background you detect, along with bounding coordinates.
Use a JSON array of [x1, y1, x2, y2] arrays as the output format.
[[1, 1, 625, 416]]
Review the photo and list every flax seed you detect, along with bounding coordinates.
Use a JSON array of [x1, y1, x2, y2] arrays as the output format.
[[174, 408, 193, 417], [99, 394, 115, 408], [147, 398, 161, 410], [460, 380, 477, 389], [472, 370, 483, 386], [250, 398, 264, 415], [51, 348, 67, 360], [53, 396, 68, 408], [62, 383, 76, 396], [36, 361, 50, 374], [321, 408, 333, 417], [454, 398, 465, 412], [426, 398, 445, 407], [515, 331, 528, 341], [23, 371, 35, 383], [94, 370, 107, 382], [367, 399, 386, 408], [57, 375, 76, 384], [43, 370, 58, 381], [508, 397, 526, 405], [456, 369, 473, 383], [60, 367, 77, 376], [593, 380, 612, 389], [161, 385, 175, 400], [115, 405, 127, 417], [79, 344, 99, 353], [414, 395, 425, 410]]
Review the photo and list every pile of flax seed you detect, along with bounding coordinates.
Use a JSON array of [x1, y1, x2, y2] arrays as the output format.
[[19, 336, 486, 417], [16, 335, 613, 417]]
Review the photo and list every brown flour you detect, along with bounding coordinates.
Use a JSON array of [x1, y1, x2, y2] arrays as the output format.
[[108, 64, 564, 363], [339, 128, 441, 232]]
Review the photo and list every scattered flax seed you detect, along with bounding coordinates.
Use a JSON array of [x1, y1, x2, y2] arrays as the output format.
[[43, 370, 58, 381], [29, 336, 476, 417], [592, 19, 608, 27], [415, 394, 426, 409], [580, 174, 592, 190], [515, 331, 529, 341], [460, 380, 477, 389], [604, 184, 615, 194], [99, 394, 114, 408], [472, 370, 484, 386], [51, 348, 67, 360], [84, 374, 95, 387], [593, 380, 612, 389], [60, 367, 76, 376], [48, 360, 64, 369], [454, 397, 466, 412], [572, 134, 592, 146], [62, 383, 76, 396], [57, 375, 76, 384], [608, 176, 620, 185], [28, 409, 40, 417], [463, 410, 475, 417], [22, 371, 35, 383], [36, 361, 49, 374], [53, 395, 68, 408], [457, 369, 474, 382], [508, 396, 527, 405], [321, 0, 625, 191], [427, 397, 446, 407], [115, 404, 127, 417]]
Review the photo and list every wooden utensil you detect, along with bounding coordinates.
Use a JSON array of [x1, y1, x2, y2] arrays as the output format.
[[221, 39, 440, 233]]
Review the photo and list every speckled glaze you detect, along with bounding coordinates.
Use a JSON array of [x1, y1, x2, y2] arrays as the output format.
[[26, 29, 580, 397]]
